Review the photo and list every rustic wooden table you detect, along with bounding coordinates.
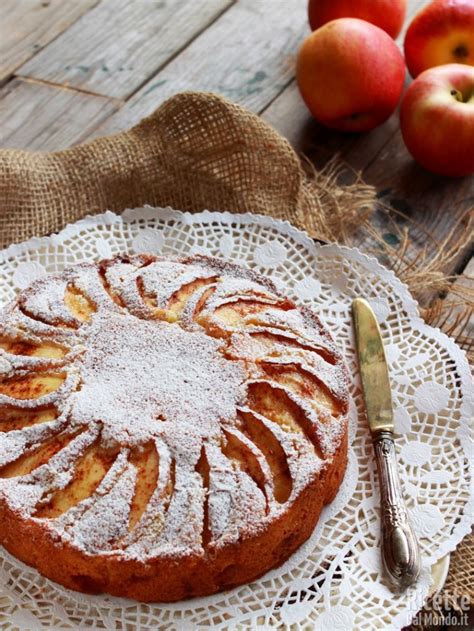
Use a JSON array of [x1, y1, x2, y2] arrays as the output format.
[[0, 0, 472, 625], [0, 0, 472, 307]]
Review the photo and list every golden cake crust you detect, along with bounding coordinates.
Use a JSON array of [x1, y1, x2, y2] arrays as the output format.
[[0, 254, 349, 602]]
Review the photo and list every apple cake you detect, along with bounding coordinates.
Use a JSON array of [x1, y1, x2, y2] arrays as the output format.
[[0, 254, 349, 602]]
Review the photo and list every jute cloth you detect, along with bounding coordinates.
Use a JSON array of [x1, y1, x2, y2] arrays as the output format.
[[0, 91, 471, 624], [0, 91, 374, 248]]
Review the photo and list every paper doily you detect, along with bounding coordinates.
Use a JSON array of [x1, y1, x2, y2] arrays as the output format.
[[0, 207, 472, 631]]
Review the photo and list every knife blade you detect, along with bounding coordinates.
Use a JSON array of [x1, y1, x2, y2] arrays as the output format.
[[352, 298, 421, 591], [352, 297, 393, 434]]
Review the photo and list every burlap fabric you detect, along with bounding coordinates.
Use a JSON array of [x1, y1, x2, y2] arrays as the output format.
[[0, 91, 471, 625], [0, 91, 374, 249]]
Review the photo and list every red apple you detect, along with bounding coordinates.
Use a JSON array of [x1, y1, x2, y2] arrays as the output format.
[[400, 64, 474, 176], [308, 0, 407, 39], [404, 0, 474, 78], [296, 18, 406, 132]]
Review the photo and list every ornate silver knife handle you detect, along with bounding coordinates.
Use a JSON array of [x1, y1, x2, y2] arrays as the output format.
[[374, 431, 421, 590]]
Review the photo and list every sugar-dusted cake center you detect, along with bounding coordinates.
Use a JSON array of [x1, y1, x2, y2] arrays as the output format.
[[70, 313, 247, 447]]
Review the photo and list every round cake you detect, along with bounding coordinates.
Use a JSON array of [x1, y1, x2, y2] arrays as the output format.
[[0, 254, 349, 602]]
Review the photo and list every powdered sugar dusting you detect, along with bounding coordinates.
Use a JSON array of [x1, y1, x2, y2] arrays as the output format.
[[0, 255, 348, 562], [68, 460, 137, 553], [70, 313, 246, 449]]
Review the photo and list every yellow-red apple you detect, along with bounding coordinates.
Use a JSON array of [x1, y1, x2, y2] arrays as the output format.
[[297, 18, 406, 132], [308, 0, 407, 39], [400, 64, 474, 176], [404, 0, 474, 77]]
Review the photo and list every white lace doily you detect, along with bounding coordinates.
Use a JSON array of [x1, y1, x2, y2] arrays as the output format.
[[0, 207, 472, 631]]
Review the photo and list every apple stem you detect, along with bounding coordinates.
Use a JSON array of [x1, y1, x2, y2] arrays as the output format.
[[450, 89, 465, 103]]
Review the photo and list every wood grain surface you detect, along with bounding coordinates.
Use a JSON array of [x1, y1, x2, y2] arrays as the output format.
[[19, 0, 233, 99], [0, 0, 98, 86], [0, 78, 118, 151], [93, 0, 309, 135], [0, 0, 472, 285]]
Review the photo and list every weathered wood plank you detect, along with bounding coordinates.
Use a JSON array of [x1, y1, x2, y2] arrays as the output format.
[[0, 0, 98, 86], [19, 0, 234, 99], [343, 125, 472, 283], [92, 0, 309, 137], [361, 129, 473, 264], [0, 78, 119, 151], [260, 77, 408, 174]]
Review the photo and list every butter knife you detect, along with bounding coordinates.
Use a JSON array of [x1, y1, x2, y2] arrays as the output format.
[[352, 298, 421, 591]]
